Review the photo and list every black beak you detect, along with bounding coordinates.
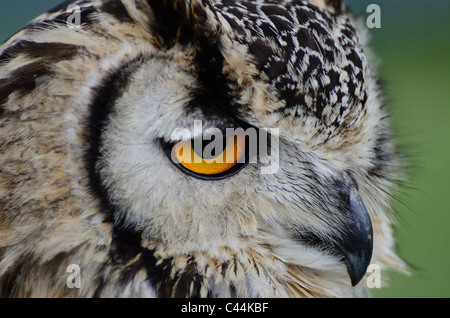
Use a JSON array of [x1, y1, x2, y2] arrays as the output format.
[[335, 178, 373, 286], [294, 175, 374, 286]]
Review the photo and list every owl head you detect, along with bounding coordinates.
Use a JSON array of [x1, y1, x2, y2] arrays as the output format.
[[0, 0, 406, 297]]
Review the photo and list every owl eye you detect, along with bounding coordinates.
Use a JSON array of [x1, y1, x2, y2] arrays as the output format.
[[165, 134, 248, 179]]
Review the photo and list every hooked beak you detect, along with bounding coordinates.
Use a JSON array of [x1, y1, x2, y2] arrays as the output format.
[[336, 184, 373, 286], [294, 175, 373, 286]]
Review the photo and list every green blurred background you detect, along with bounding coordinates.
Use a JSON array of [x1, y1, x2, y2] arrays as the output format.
[[1, 0, 449, 298]]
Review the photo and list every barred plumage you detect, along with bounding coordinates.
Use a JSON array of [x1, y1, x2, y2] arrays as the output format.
[[0, 0, 406, 297]]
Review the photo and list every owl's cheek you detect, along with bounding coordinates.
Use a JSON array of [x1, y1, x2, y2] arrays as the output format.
[[95, 130, 260, 245]]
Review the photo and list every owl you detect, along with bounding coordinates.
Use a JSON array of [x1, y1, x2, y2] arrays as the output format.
[[0, 0, 406, 297]]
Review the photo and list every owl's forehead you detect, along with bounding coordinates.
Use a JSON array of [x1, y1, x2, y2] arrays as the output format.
[[213, 0, 368, 127]]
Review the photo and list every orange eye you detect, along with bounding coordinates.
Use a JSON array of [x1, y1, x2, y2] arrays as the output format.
[[171, 134, 246, 177]]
